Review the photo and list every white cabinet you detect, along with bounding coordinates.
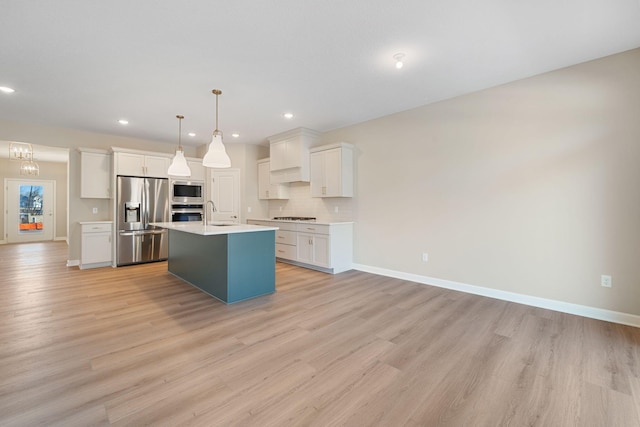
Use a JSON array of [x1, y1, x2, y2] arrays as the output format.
[[114, 151, 170, 178], [268, 128, 320, 183], [310, 143, 354, 198], [258, 158, 289, 200], [297, 232, 330, 267], [80, 222, 113, 269], [247, 220, 353, 274], [274, 222, 297, 260], [79, 148, 111, 198]]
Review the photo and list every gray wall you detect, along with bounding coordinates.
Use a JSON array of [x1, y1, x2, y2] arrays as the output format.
[[322, 48, 640, 316]]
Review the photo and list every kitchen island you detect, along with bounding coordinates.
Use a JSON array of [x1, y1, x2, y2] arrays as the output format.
[[151, 222, 278, 304]]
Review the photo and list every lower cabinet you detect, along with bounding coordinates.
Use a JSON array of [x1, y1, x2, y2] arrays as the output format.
[[248, 220, 352, 274], [297, 232, 330, 268], [80, 222, 113, 269]]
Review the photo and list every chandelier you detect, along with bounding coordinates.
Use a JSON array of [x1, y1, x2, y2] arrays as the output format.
[[9, 142, 33, 161]]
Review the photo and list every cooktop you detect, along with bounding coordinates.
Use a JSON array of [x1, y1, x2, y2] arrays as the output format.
[[272, 216, 317, 221]]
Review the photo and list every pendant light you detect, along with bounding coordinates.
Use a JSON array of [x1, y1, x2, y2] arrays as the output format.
[[202, 89, 231, 168], [168, 115, 191, 176]]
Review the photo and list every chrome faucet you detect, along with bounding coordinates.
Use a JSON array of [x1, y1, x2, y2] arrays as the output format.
[[204, 200, 216, 225]]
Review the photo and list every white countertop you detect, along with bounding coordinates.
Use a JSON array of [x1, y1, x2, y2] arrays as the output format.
[[151, 222, 278, 236], [247, 218, 354, 225]]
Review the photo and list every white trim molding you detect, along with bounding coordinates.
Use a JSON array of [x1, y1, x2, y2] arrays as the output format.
[[353, 263, 640, 329], [66, 259, 79, 267]]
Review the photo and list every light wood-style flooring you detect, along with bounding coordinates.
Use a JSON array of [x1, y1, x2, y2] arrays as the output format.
[[1, 241, 639, 426]]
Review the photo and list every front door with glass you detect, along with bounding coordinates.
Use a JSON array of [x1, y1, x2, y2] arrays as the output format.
[[5, 179, 55, 243]]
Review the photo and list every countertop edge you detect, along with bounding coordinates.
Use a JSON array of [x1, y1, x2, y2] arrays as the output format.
[[151, 222, 279, 236], [247, 218, 354, 225]]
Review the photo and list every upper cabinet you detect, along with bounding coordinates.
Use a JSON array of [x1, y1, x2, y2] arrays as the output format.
[[310, 143, 354, 198], [79, 148, 111, 199], [268, 128, 320, 183], [112, 148, 171, 178], [258, 158, 289, 200]]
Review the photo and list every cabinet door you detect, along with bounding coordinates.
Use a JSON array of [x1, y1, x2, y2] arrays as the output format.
[[324, 148, 342, 197], [81, 152, 111, 198], [82, 233, 112, 265], [145, 155, 170, 178], [258, 161, 271, 199], [116, 153, 145, 176], [310, 151, 325, 197], [297, 233, 314, 264], [312, 234, 330, 267]]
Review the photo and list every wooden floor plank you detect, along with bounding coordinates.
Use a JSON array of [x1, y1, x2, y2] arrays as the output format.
[[1, 241, 639, 426]]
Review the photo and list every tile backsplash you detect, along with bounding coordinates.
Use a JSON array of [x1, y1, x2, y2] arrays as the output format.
[[267, 182, 354, 222]]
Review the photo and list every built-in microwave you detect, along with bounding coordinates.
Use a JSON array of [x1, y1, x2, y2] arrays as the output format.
[[171, 180, 204, 204]]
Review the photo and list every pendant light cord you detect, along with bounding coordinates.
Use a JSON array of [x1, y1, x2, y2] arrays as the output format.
[[212, 89, 222, 136], [176, 115, 184, 150]]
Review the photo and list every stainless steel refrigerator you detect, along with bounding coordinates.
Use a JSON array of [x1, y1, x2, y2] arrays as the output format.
[[116, 176, 169, 266]]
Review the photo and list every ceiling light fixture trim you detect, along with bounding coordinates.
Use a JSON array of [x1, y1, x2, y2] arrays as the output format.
[[394, 52, 406, 69]]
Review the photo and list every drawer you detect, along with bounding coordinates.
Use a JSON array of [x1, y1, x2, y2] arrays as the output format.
[[274, 222, 297, 231], [296, 223, 329, 235], [276, 230, 296, 245], [81, 223, 112, 233], [247, 220, 273, 227], [276, 243, 296, 260]]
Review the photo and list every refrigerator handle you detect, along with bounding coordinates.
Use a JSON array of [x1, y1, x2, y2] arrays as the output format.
[[143, 178, 149, 226]]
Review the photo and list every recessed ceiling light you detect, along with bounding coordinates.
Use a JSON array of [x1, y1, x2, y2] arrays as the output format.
[[231, 133, 240, 138], [118, 119, 129, 125], [0, 86, 15, 93], [188, 132, 196, 137], [283, 112, 294, 119], [393, 53, 406, 69]]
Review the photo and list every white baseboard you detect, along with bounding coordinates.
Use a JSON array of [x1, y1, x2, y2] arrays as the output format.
[[67, 259, 79, 267], [352, 263, 640, 329], [0, 239, 5, 245], [54, 236, 68, 243]]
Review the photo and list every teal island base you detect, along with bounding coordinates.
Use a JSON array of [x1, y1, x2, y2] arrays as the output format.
[[167, 228, 276, 304]]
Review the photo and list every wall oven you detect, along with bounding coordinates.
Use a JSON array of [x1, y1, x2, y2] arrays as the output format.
[[171, 180, 204, 204], [171, 205, 203, 222]]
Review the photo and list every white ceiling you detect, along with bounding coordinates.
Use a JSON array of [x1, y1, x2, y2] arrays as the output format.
[[1, 0, 639, 150]]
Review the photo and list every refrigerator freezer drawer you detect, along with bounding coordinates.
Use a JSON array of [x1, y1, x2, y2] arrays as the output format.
[[117, 230, 168, 266]]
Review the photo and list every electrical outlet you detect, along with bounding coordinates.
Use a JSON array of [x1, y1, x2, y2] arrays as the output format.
[[247, 206, 252, 213], [601, 275, 612, 288], [422, 253, 428, 262], [92, 207, 98, 214], [334, 206, 339, 213]]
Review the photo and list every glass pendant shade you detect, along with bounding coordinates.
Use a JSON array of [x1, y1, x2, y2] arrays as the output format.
[[168, 149, 191, 176], [203, 133, 231, 168], [20, 159, 39, 176]]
